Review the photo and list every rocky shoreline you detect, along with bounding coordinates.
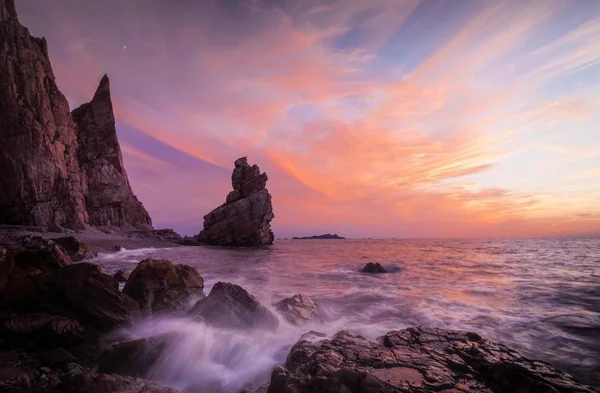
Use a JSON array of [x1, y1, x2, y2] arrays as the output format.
[[0, 235, 597, 393]]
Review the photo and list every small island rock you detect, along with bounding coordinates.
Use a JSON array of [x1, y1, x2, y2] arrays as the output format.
[[197, 157, 274, 246], [361, 262, 388, 273], [274, 294, 321, 325]]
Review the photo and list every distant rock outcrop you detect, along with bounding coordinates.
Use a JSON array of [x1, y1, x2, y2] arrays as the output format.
[[72, 75, 152, 229], [361, 262, 388, 273], [198, 157, 274, 246], [292, 234, 345, 240], [0, 0, 151, 230]]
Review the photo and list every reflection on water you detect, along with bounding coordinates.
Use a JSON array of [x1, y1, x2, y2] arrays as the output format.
[[90, 238, 600, 390]]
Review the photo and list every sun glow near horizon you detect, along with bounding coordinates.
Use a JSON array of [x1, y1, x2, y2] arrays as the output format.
[[17, 0, 600, 237]]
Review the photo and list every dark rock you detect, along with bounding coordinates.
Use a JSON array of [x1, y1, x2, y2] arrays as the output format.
[[113, 270, 130, 283], [123, 259, 205, 315], [58, 372, 180, 393], [292, 234, 345, 240], [267, 326, 595, 393], [48, 222, 66, 233], [0, 0, 152, 230], [98, 334, 174, 378], [0, 0, 89, 229], [361, 262, 387, 273], [188, 282, 278, 330], [52, 263, 138, 330], [1, 312, 84, 342], [54, 237, 93, 262], [71, 75, 152, 229], [38, 347, 76, 368], [274, 294, 322, 325], [198, 157, 274, 246]]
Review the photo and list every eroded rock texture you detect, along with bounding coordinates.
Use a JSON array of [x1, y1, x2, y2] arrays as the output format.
[[0, 0, 88, 228], [199, 157, 274, 246], [0, 0, 151, 229], [72, 75, 152, 229], [268, 326, 594, 393]]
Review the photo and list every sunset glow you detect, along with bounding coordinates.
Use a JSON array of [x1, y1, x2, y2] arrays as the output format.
[[18, 0, 600, 237]]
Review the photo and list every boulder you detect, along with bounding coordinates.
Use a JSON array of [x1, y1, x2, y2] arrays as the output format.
[[267, 326, 595, 393], [274, 294, 322, 325], [123, 259, 205, 315], [54, 236, 93, 262], [198, 157, 274, 246], [361, 262, 387, 273], [188, 282, 278, 330], [52, 263, 138, 330]]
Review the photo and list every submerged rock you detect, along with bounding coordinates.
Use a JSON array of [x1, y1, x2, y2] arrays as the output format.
[[274, 294, 322, 325], [268, 326, 595, 393], [123, 259, 205, 315], [188, 282, 278, 330], [361, 262, 387, 273], [198, 157, 274, 246]]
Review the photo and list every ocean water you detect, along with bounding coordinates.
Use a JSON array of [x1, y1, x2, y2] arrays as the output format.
[[89, 238, 600, 391]]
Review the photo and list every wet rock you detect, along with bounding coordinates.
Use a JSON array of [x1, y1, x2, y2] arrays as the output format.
[[123, 259, 205, 315], [98, 334, 174, 378], [267, 326, 595, 393], [54, 236, 94, 262], [38, 347, 76, 368], [188, 282, 279, 330], [113, 270, 130, 283], [58, 372, 180, 393], [53, 263, 138, 330], [274, 294, 322, 325], [48, 222, 66, 233], [198, 157, 274, 246], [361, 262, 387, 273], [1, 312, 84, 342]]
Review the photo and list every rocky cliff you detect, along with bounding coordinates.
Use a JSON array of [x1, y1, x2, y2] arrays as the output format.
[[199, 157, 274, 246], [0, 0, 151, 229], [0, 0, 88, 228], [72, 75, 152, 228]]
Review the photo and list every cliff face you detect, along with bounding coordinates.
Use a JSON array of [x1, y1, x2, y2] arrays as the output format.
[[72, 75, 152, 228], [0, 0, 151, 229], [199, 157, 274, 246], [0, 0, 88, 228]]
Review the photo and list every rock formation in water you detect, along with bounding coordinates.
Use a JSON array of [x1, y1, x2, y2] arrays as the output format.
[[274, 294, 322, 325], [0, 0, 151, 230], [71, 75, 152, 229], [0, 0, 88, 228], [268, 326, 595, 393], [198, 157, 274, 246], [361, 262, 388, 273]]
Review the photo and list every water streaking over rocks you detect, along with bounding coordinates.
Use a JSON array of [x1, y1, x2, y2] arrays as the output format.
[[89, 238, 600, 390]]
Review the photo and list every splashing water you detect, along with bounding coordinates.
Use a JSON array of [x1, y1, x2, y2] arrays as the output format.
[[90, 238, 600, 390]]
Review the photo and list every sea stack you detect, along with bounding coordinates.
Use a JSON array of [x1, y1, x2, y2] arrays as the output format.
[[72, 75, 152, 228], [0, 0, 151, 229], [198, 157, 274, 246]]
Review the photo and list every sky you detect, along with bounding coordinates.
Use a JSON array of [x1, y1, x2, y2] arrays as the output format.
[[16, 0, 600, 238]]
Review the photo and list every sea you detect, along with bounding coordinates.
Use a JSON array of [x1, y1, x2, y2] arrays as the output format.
[[89, 238, 600, 391]]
